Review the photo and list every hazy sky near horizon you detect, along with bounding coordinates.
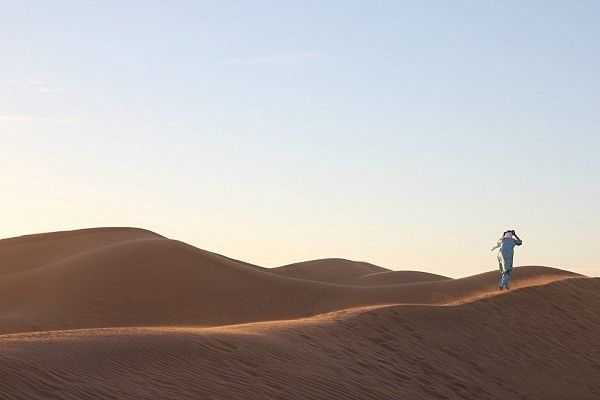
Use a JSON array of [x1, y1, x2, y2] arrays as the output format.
[[2, 1, 599, 277]]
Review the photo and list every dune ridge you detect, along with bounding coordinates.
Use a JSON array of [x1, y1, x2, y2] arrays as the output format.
[[0, 227, 595, 399], [340, 270, 451, 286], [0, 227, 162, 276], [0, 277, 598, 400], [271, 258, 390, 282], [0, 228, 578, 335]]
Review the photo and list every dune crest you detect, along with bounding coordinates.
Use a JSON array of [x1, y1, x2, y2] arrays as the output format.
[[340, 270, 451, 286], [0, 227, 591, 399], [1, 277, 598, 400], [0, 227, 162, 276], [0, 228, 579, 335], [271, 258, 390, 282]]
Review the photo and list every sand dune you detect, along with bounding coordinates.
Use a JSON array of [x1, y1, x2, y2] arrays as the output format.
[[0, 228, 578, 334], [0, 277, 597, 400], [272, 258, 390, 282], [0, 227, 594, 399], [272, 258, 450, 286], [340, 270, 451, 286], [0, 227, 161, 276]]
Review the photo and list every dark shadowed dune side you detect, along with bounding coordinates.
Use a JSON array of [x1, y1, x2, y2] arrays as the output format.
[[1, 277, 598, 400]]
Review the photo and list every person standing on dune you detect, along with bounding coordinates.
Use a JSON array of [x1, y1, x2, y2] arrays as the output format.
[[491, 230, 523, 290]]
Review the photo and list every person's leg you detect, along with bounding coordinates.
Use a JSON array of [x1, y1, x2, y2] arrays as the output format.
[[504, 268, 512, 289], [500, 270, 508, 289], [504, 256, 513, 271], [503, 256, 513, 289], [498, 254, 506, 289]]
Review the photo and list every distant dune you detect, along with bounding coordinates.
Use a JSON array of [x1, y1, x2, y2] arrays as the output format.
[[271, 258, 450, 285], [0, 227, 162, 276], [339, 270, 451, 286], [0, 228, 577, 334], [0, 227, 595, 399], [271, 258, 390, 282]]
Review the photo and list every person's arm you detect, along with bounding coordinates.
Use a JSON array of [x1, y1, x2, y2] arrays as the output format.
[[513, 232, 523, 245]]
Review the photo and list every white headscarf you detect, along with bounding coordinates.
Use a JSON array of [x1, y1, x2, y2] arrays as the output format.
[[492, 231, 513, 251]]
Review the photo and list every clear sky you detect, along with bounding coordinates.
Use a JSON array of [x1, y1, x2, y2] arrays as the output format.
[[2, 1, 599, 277]]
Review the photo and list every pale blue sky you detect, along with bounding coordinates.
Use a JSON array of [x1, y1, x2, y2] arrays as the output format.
[[2, 1, 599, 277]]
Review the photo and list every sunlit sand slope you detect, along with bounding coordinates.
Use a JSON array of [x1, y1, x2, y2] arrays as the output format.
[[0, 228, 579, 334], [0, 278, 597, 400]]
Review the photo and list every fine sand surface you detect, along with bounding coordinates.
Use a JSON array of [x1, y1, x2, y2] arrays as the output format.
[[0, 227, 597, 399]]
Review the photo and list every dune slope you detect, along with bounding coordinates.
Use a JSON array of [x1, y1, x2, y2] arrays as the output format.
[[0, 227, 161, 276], [0, 240, 576, 334], [271, 258, 390, 283], [1, 277, 598, 400], [0, 228, 579, 334], [339, 270, 451, 286]]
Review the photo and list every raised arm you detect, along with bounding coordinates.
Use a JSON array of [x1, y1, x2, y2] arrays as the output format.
[[513, 232, 523, 245]]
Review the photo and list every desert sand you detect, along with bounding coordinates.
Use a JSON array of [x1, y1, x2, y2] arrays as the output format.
[[0, 227, 598, 399]]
